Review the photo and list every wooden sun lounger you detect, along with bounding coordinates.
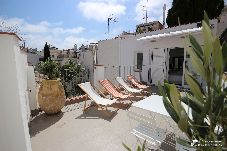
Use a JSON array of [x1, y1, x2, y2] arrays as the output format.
[[99, 79, 133, 103], [116, 77, 143, 96], [78, 82, 119, 117], [127, 75, 149, 89]]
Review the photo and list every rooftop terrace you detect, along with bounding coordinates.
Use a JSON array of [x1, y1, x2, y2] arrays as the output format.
[[29, 86, 183, 151]]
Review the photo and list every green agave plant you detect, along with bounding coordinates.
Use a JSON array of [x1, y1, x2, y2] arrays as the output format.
[[158, 12, 227, 151]]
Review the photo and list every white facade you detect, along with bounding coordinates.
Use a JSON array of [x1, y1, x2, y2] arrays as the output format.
[[79, 49, 94, 83], [98, 14, 227, 86], [27, 52, 42, 66], [0, 33, 32, 151]]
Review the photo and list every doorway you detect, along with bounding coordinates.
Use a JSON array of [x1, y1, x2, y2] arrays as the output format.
[[168, 47, 184, 85]]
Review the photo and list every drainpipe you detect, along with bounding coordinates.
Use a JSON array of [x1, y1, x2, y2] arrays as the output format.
[[118, 36, 121, 77]]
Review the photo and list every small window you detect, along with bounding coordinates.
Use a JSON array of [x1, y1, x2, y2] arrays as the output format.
[[148, 27, 153, 31], [137, 53, 143, 70]]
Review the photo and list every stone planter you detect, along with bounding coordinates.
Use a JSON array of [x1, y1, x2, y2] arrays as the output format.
[[38, 79, 66, 114]]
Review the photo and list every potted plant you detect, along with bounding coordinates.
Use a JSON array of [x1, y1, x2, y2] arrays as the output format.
[[158, 12, 227, 150], [37, 58, 66, 114]]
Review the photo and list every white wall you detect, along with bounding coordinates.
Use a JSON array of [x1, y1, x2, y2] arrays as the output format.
[[79, 50, 94, 83], [217, 10, 227, 36], [93, 65, 105, 90], [19, 50, 31, 123], [98, 38, 120, 84], [27, 66, 37, 111], [0, 34, 32, 151]]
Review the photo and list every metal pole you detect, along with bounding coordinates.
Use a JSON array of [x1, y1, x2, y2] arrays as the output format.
[[124, 66, 125, 79]]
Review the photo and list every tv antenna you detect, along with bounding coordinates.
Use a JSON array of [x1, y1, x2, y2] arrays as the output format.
[[141, 0, 149, 23], [107, 14, 118, 33]]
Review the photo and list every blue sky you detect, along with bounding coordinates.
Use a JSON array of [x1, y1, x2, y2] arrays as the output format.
[[0, 0, 226, 50]]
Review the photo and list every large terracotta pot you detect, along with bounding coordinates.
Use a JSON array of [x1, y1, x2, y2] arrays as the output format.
[[38, 79, 66, 114]]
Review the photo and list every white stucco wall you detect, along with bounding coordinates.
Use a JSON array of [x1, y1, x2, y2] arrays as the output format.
[[98, 38, 120, 84], [94, 65, 105, 90], [27, 66, 37, 111], [0, 34, 32, 151], [79, 50, 94, 83], [19, 50, 31, 123], [217, 10, 227, 36], [97, 21, 215, 86]]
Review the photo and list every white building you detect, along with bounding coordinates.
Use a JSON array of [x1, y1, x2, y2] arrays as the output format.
[[27, 52, 43, 66], [97, 8, 227, 87], [78, 43, 98, 83], [136, 21, 163, 33], [0, 32, 32, 151]]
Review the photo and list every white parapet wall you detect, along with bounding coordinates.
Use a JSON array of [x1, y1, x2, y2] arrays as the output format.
[[27, 65, 38, 111], [0, 33, 32, 151]]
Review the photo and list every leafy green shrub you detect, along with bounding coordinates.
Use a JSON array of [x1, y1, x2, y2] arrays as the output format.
[[60, 60, 87, 97], [37, 58, 60, 80]]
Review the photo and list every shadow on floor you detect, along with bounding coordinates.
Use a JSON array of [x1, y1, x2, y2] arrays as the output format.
[[130, 96, 144, 102], [29, 112, 64, 137], [75, 106, 118, 122], [111, 102, 131, 110]]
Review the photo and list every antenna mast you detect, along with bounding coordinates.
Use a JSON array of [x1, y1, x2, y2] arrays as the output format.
[[163, 4, 166, 28], [142, 0, 149, 23], [107, 14, 118, 33]]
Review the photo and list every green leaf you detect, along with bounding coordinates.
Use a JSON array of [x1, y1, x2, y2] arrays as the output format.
[[141, 140, 146, 151], [164, 83, 171, 100], [212, 37, 223, 76], [178, 109, 189, 133], [169, 84, 181, 114], [168, 84, 188, 132], [158, 82, 169, 99], [185, 73, 205, 102], [192, 109, 204, 125], [189, 34, 203, 60], [158, 82, 180, 123], [181, 94, 204, 114], [204, 11, 210, 27], [122, 143, 132, 151], [221, 103, 227, 117], [137, 146, 141, 151], [202, 20, 213, 67], [163, 96, 180, 123], [214, 94, 225, 115], [176, 137, 193, 148], [187, 47, 206, 79]]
